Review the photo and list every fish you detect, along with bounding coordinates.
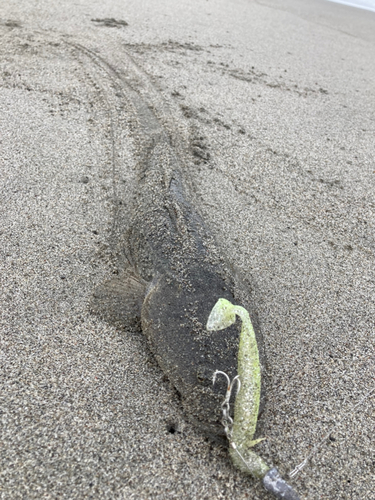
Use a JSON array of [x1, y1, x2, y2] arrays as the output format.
[[87, 50, 266, 441], [87, 44, 300, 499], [91, 140, 264, 439]]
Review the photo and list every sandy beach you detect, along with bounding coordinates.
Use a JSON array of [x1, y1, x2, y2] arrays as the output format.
[[1, 0, 374, 498]]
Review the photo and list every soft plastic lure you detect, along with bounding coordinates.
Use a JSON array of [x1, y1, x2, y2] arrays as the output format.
[[207, 298, 300, 500]]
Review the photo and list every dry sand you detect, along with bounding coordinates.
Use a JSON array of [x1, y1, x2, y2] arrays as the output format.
[[0, 0, 374, 498]]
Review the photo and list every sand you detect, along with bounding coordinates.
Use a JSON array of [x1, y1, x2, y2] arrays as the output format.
[[0, 0, 374, 498]]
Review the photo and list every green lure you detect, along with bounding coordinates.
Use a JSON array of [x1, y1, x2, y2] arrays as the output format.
[[207, 298, 269, 478], [207, 299, 301, 500]]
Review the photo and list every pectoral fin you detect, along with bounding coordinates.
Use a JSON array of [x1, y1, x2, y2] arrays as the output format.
[[89, 268, 148, 329]]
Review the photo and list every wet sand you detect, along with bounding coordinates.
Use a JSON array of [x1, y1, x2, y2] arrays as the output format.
[[0, 1, 374, 499]]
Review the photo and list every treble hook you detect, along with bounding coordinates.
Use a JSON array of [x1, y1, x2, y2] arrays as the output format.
[[213, 370, 241, 435]]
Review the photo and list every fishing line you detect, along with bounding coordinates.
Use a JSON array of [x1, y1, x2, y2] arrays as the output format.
[[288, 384, 374, 478]]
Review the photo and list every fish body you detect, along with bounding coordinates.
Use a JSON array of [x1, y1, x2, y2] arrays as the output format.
[[78, 39, 265, 439], [91, 128, 263, 439]]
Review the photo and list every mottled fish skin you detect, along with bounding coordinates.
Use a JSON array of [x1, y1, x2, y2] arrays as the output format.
[[90, 63, 265, 440]]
